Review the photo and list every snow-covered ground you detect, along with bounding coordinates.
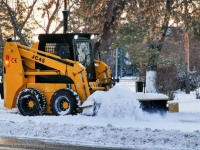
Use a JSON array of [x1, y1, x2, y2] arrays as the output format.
[[0, 80, 200, 149]]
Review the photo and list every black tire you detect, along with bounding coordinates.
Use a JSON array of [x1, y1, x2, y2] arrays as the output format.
[[0, 82, 4, 99], [17, 88, 46, 116], [50, 88, 81, 116]]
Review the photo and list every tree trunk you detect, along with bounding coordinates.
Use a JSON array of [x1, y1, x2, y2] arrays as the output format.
[[0, 26, 2, 41], [147, 0, 171, 71], [146, 0, 171, 92], [93, 0, 125, 60], [184, 0, 190, 94], [184, 30, 190, 94]]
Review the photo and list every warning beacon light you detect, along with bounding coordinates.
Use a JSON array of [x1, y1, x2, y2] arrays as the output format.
[[5, 55, 9, 67]]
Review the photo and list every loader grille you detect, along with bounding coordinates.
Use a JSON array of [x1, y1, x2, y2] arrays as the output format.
[[45, 43, 62, 56]]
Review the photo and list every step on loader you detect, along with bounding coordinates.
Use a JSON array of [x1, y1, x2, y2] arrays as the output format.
[[0, 33, 114, 116]]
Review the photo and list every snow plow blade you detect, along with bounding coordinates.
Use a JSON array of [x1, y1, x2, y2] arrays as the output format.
[[168, 102, 179, 112], [80, 91, 173, 116], [138, 99, 168, 114]]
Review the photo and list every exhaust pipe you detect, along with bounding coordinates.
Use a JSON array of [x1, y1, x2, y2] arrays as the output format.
[[62, 10, 69, 33], [63, 0, 69, 33]]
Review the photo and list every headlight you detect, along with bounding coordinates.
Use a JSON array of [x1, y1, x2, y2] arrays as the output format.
[[74, 35, 78, 39], [90, 34, 94, 39]]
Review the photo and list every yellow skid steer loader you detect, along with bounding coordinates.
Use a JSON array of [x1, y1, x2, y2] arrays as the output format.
[[1, 33, 114, 116]]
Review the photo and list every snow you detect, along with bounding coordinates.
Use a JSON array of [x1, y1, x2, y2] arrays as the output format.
[[81, 86, 168, 116], [89, 87, 143, 118], [0, 81, 200, 149]]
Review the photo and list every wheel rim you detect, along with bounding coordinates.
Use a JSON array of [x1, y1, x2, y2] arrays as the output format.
[[20, 95, 36, 114], [55, 96, 70, 115], [62, 102, 69, 109], [28, 101, 34, 108]]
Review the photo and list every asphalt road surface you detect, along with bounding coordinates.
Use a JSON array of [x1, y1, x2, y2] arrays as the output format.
[[0, 137, 137, 150]]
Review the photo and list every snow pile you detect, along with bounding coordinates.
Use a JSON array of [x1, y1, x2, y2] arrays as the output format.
[[82, 85, 168, 118], [82, 86, 144, 119]]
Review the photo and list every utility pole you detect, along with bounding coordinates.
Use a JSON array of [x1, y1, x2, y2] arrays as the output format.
[[120, 49, 123, 78], [63, 0, 69, 33], [115, 47, 118, 79]]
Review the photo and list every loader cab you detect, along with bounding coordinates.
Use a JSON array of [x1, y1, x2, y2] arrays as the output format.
[[37, 33, 98, 83], [73, 37, 96, 81], [73, 39, 92, 67]]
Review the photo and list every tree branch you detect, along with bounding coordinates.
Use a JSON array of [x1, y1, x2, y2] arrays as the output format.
[[19, 0, 37, 32], [46, 0, 60, 33], [2, 0, 27, 45]]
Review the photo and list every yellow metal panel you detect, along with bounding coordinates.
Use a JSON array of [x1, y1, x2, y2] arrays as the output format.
[[168, 103, 179, 112], [12, 85, 27, 108], [94, 59, 113, 90], [94, 60, 110, 74], [106, 69, 113, 88], [43, 92, 53, 113], [96, 72, 109, 91], [31, 43, 39, 49], [82, 71, 90, 98], [71, 84, 75, 91], [23, 58, 35, 83], [23, 44, 37, 83], [27, 83, 67, 93], [89, 82, 105, 94], [91, 87, 105, 90], [3, 43, 28, 109], [73, 73, 87, 104], [89, 82, 100, 87], [19, 48, 67, 75], [66, 65, 88, 104]]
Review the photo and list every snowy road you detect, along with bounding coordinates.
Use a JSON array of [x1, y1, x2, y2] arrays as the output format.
[[0, 80, 200, 149], [0, 137, 135, 150]]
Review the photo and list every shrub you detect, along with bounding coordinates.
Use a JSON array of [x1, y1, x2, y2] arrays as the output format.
[[178, 67, 200, 91], [155, 65, 179, 100]]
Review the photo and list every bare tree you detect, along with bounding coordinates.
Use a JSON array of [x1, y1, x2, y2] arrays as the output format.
[[1, 0, 38, 45]]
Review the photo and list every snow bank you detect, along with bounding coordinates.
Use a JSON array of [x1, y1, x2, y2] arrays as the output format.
[[0, 102, 200, 149], [0, 116, 200, 150], [82, 86, 168, 118]]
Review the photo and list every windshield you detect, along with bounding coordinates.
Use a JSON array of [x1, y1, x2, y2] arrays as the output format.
[[76, 41, 91, 66]]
